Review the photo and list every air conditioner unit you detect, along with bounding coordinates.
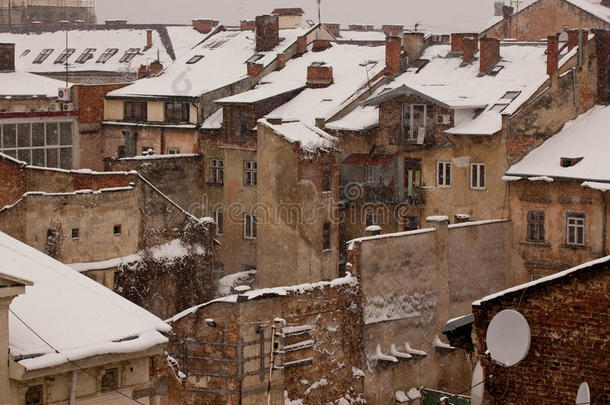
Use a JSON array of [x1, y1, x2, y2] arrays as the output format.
[[49, 103, 61, 112], [62, 103, 75, 111], [417, 127, 426, 144], [436, 114, 451, 125], [58, 87, 71, 102]]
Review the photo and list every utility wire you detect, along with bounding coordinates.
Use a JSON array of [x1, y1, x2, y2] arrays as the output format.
[[9, 308, 146, 405]]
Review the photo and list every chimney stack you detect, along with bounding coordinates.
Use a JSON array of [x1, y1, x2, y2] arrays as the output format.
[[146, 29, 153, 49], [74, 20, 85, 27], [503, 5, 514, 20], [547, 35, 559, 76], [241, 20, 255, 30], [403, 32, 425, 59], [255, 15, 280, 52], [480, 37, 500, 73], [105, 19, 128, 25], [296, 35, 307, 55], [383, 25, 404, 37], [386, 35, 402, 76], [567, 29, 588, 51], [601, 0, 610, 7], [451, 33, 479, 53], [307, 62, 334, 88], [312, 39, 332, 52], [276, 53, 286, 70], [463, 37, 477, 63], [31, 21, 43, 29], [325, 23, 341, 37], [192, 19, 219, 34], [247, 62, 264, 78], [0, 43, 16, 72]]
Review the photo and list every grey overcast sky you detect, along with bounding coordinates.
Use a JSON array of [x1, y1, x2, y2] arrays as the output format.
[[95, 0, 502, 32]]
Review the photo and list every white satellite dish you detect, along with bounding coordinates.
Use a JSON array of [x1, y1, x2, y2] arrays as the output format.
[[575, 382, 590, 404], [471, 361, 484, 405], [486, 309, 531, 367]]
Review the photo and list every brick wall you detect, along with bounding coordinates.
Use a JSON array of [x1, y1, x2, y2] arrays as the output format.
[[472, 263, 610, 404], [0, 156, 26, 209]]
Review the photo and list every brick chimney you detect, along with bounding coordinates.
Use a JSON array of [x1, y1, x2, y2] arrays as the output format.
[[503, 5, 514, 20], [192, 19, 219, 34], [567, 29, 588, 51], [312, 39, 332, 52], [31, 21, 43, 28], [296, 35, 307, 55], [480, 37, 500, 73], [255, 15, 280, 52], [59, 20, 70, 27], [463, 37, 477, 63], [0, 43, 16, 72], [146, 29, 153, 49], [105, 19, 128, 25], [602, 0, 610, 7], [276, 53, 286, 70], [383, 25, 404, 37], [74, 20, 85, 27], [349, 24, 365, 31], [307, 62, 334, 88], [547, 35, 559, 76], [325, 23, 341, 37], [366, 25, 375, 31], [451, 33, 479, 52], [386, 35, 402, 76], [404, 32, 425, 59], [241, 20, 255, 30], [247, 62, 264, 77]]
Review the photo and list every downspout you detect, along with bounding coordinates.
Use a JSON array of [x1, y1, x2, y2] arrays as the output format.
[[70, 370, 78, 404], [602, 191, 607, 257]]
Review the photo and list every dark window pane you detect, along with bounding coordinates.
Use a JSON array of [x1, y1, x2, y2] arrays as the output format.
[[2, 149, 16, 158], [18, 123, 31, 147], [46, 123, 58, 145], [59, 147, 73, 169], [18, 149, 31, 164], [46, 148, 58, 167], [32, 123, 45, 146], [60, 122, 72, 145], [32, 149, 45, 166], [2, 124, 16, 148]]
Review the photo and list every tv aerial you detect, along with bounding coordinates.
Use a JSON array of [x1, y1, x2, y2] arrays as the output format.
[[486, 309, 531, 367]]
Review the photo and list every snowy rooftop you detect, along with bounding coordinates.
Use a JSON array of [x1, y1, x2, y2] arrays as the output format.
[[473, 255, 610, 306], [506, 105, 610, 182], [362, 42, 551, 135], [1, 231, 170, 371], [326, 105, 380, 131], [259, 118, 338, 154], [0, 70, 69, 98], [109, 27, 309, 99], [0, 27, 180, 74]]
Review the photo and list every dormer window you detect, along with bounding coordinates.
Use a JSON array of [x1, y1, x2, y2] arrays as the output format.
[[394, 103, 433, 145], [560, 157, 583, 167]]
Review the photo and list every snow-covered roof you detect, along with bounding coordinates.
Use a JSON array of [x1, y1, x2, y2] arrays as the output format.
[[0, 27, 176, 75], [0, 70, 68, 98], [109, 27, 309, 99], [326, 106, 380, 131], [216, 82, 305, 104], [473, 255, 610, 306], [201, 107, 223, 130], [259, 118, 338, 154], [506, 105, 610, 182], [165, 25, 210, 57], [1, 231, 170, 371], [362, 42, 550, 135], [337, 30, 387, 42]]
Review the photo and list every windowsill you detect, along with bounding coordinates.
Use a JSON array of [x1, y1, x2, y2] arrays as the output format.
[[206, 182, 224, 187], [519, 240, 551, 247], [322, 248, 333, 253], [559, 243, 590, 251], [244, 237, 257, 242], [436, 185, 451, 188], [470, 188, 487, 191]]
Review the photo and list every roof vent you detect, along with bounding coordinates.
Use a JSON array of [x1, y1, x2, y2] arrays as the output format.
[[560, 157, 583, 167]]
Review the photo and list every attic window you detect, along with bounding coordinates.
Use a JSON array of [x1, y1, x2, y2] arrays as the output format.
[[490, 103, 508, 112], [502, 91, 521, 100], [54, 48, 75, 64], [75, 48, 96, 64], [33, 49, 53, 64], [311, 61, 326, 67], [246, 54, 264, 63], [487, 65, 504, 77], [97, 48, 118, 63], [187, 55, 204, 64], [359, 60, 378, 67], [20, 49, 30, 57], [560, 157, 583, 167], [119, 48, 140, 63]]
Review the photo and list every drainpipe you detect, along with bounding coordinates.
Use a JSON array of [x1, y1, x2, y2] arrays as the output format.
[[602, 191, 607, 256], [70, 370, 78, 404]]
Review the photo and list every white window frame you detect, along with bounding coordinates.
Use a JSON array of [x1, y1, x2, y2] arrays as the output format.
[[437, 161, 451, 187], [470, 163, 486, 190], [402, 103, 428, 141], [210, 159, 224, 184], [211, 210, 223, 236], [244, 160, 257, 186], [566, 213, 586, 246], [244, 214, 257, 240], [167, 148, 180, 155], [366, 166, 382, 184]]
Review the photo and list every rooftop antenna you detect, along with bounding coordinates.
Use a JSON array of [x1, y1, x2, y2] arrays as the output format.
[[317, 0, 321, 25], [65, 27, 69, 87]]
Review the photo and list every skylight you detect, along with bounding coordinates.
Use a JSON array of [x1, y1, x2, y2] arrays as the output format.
[[119, 48, 140, 63], [33, 49, 53, 64], [75, 48, 96, 64], [20, 50, 30, 57], [246, 54, 264, 63], [490, 103, 508, 112], [501, 91, 521, 101], [96, 48, 118, 63], [186, 55, 204, 64], [54, 48, 75, 64]]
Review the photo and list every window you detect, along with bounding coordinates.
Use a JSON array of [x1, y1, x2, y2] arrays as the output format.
[[322, 165, 331, 192], [186, 55, 204, 64], [365, 212, 380, 227], [366, 166, 382, 184], [244, 214, 257, 239], [119, 48, 140, 63], [566, 213, 585, 246], [489, 103, 508, 112], [471, 163, 486, 190], [117, 145, 126, 158], [210, 159, 224, 184], [20, 49, 30, 57], [124, 101, 147, 121], [164, 102, 190, 123], [54, 48, 75, 64], [71, 228, 79, 240], [437, 161, 451, 187], [501, 91, 521, 100], [246, 54, 264, 63], [0, 121, 74, 169], [229, 107, 250, 142], [211, 210, 224, 235], [322, 222, 331, 250], [402, 104, 433, 142], [244, 161, 257, 186], [101, 368, 118, 392], [167, 148, 180, 154], [403, 216, 420, 231], [75, 48, 96, 64], [113, 225, 121, 236], [33, 49, 53, 64], [527, 211, 545, 242], [97, 48, 118, 63], [25, 385, 43, 405]]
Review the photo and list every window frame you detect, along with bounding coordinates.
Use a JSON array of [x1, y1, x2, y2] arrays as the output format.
[[210, 210, 224, 235], [75, 48, 96, 64], [167, 148, 180, 155], [186, 55, 204, 64], [470, 163, 486, 190], [437, 161, 451, 187], [96, 48, 118, 63], [119, 48, 140, 63], [526, 210, 545, 242], [54, 48, 75, 64], [365, 212, 380, 227], [33, 49, 53, 64], [244, 214, 257, 240], [322, 164, 331, 192], [210, 159, 224, 185], [164, 102, 190, 123], [402, 103, 432, 142], [566, 213, 586, 246], [124, 101, 148, 122], [101, 368, 119, 392], [244, 160, 257, 186], [113, 225, 122, 236], [322, 222, 331, 251]]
